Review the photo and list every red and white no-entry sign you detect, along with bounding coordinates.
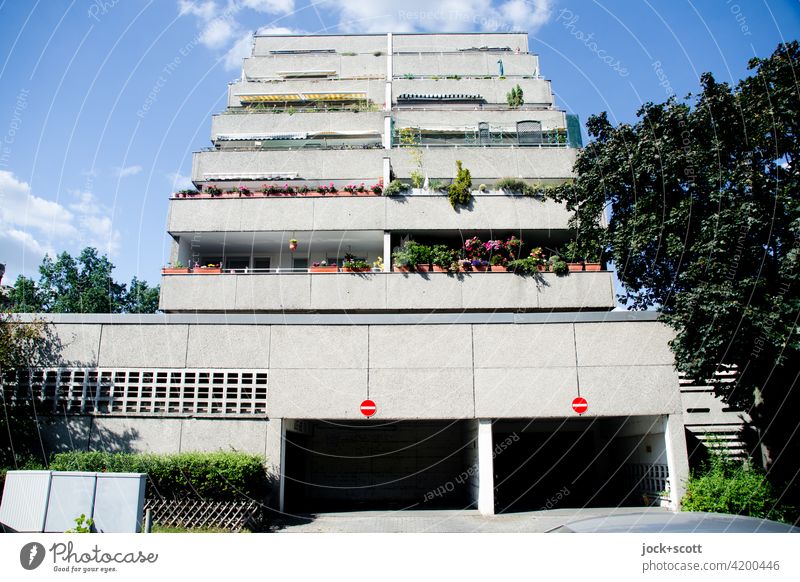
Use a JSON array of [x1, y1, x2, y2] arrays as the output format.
[[572, 397, 588, 414], [360, 399, 377, 417]]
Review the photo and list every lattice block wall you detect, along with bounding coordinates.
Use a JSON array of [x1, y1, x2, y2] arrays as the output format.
[[1, 368, 268, 416]]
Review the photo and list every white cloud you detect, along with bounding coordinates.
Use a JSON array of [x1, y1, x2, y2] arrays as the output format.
[[200, 18, 237, 49], [167, 171, 194, 191], [224, 33, 256, 70], [115, 165, 143, 178], [240, 0, 295, 14], [0, 171, 121, 281], [178, 0, 219, 21], [0, 170, 76, 237], [178, 1, 301, 69], [325, 0, 552, 33]]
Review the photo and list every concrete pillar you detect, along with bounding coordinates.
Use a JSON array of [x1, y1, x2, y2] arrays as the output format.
[[663, 414, 689, 510], [477, 419, 495, 515], [382, 156, 391, 189], [383, 232, 392, 272], [383, 115, 392, 149], [385, 33, 393, 111], [265, 418, 284, 511]]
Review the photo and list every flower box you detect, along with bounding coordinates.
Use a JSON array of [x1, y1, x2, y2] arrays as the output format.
[[471, 265, 489, 272], [393, 265, 412, 273], [490, 265, 509, 272], [162, 268, 190, 274], [536, 264, 550, 272], [195, 267, 222, 274], [431, 265, 447, 273], [583, 263, 602, 272], [415, 264, 431, 273], [567, 263, 584, 272], [310, 266, 339, 273], [342, 267, 371, 273]]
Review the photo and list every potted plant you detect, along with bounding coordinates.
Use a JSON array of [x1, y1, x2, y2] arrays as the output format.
[[471, 259, 489, 272], [205, 185, 222, 197], [224, 188, 238, 197], [238, 186, 251, 196], [370, 181, 384, 195], [195, 262, 222, 274], [372, 256, 384, 272], [583, 248, 603, 271], [563, 241, 585, 272], [489, 255, 508, 272], [384, 180, 410, 196], [342, 258, 371, 273], [431, 245, 452, 272], [391, 246, 414, 273], [289, 239, 298, 252], [310, 260, 338, 273], [162, 260, 189, 274], [549, 255, 569, 276], [529, 247, 548, 271], [408, 241, 432, 272]]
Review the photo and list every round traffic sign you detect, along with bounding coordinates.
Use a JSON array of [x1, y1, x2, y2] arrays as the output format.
[[360, 399, 377, 417], [572, 397, 588, 414]]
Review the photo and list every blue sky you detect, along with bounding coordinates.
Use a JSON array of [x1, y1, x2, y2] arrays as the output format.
[[0, 0, 797, 287]]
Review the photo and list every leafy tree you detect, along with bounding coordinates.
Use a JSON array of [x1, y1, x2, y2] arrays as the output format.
[[124, 277, 160, 314], [6, 247, 159, 314], [0, 313, 59, 468], [39, 248, 126, 313], [543, 42, 800, 495], [4, 276, 44, 312]]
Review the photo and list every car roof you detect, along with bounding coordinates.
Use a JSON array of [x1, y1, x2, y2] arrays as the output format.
[[548, 512, 799, 533]]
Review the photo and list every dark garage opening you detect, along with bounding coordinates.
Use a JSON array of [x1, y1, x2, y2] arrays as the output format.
[[493, 417, 669, 513], [284, 420, 472, 512]]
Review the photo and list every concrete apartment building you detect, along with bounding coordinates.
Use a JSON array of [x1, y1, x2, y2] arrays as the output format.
[[8, 31, 741, 516]]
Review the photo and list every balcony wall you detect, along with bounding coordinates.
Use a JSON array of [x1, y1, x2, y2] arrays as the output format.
[[228, 79, 386, 108], [254, 34, 387, 56], [191, 148, 386, 182], [389, 146, 576, 180], [243, 54, 386, 79], [393, 109, 566, 131], [392, 78, 553, 106], [393, 52, 539, 77], [210, 111, 385, 140], [167, 194, 572, 233], [191, 146, 575, 182], [392, 33, 529, 53], [159, 271, 615, 313]]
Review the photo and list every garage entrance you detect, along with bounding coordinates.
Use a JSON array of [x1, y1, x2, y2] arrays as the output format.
[[283, 420, 473, 512], [493, 416, 672, 513]]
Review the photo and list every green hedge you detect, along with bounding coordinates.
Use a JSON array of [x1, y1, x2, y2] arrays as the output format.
[[49, 451, 269, 502], [681, 455, 789, 523]]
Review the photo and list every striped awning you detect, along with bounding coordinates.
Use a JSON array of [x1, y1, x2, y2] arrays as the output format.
[[216, 133, 308, 141], [237, 92, 367, 103]]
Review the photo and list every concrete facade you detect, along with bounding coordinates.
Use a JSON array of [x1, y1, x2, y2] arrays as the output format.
[[3, 33, 695, 519]]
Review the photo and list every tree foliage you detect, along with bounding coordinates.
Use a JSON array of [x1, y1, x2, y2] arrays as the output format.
[[545, 42, 800, 484], [4, 248, 159, 314]]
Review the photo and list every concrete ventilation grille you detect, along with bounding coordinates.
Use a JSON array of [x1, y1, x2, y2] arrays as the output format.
[[0, 368, 268, 416]]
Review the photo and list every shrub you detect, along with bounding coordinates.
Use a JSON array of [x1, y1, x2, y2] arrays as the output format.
[[549, 255, 569, 275], [506, 84, 524, 108], [384, 180, 410, 196], [430, 245, 453, 269], [49, 451, 269, 502], [682, 454, 790, 522], [448, 160, 472, 208], [410, 170, 424, 189]]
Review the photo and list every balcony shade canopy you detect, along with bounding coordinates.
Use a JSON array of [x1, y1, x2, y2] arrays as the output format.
[[396, 93, 485, 103], [276, 70, 337, 78], [202, 172, 299, 181]]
